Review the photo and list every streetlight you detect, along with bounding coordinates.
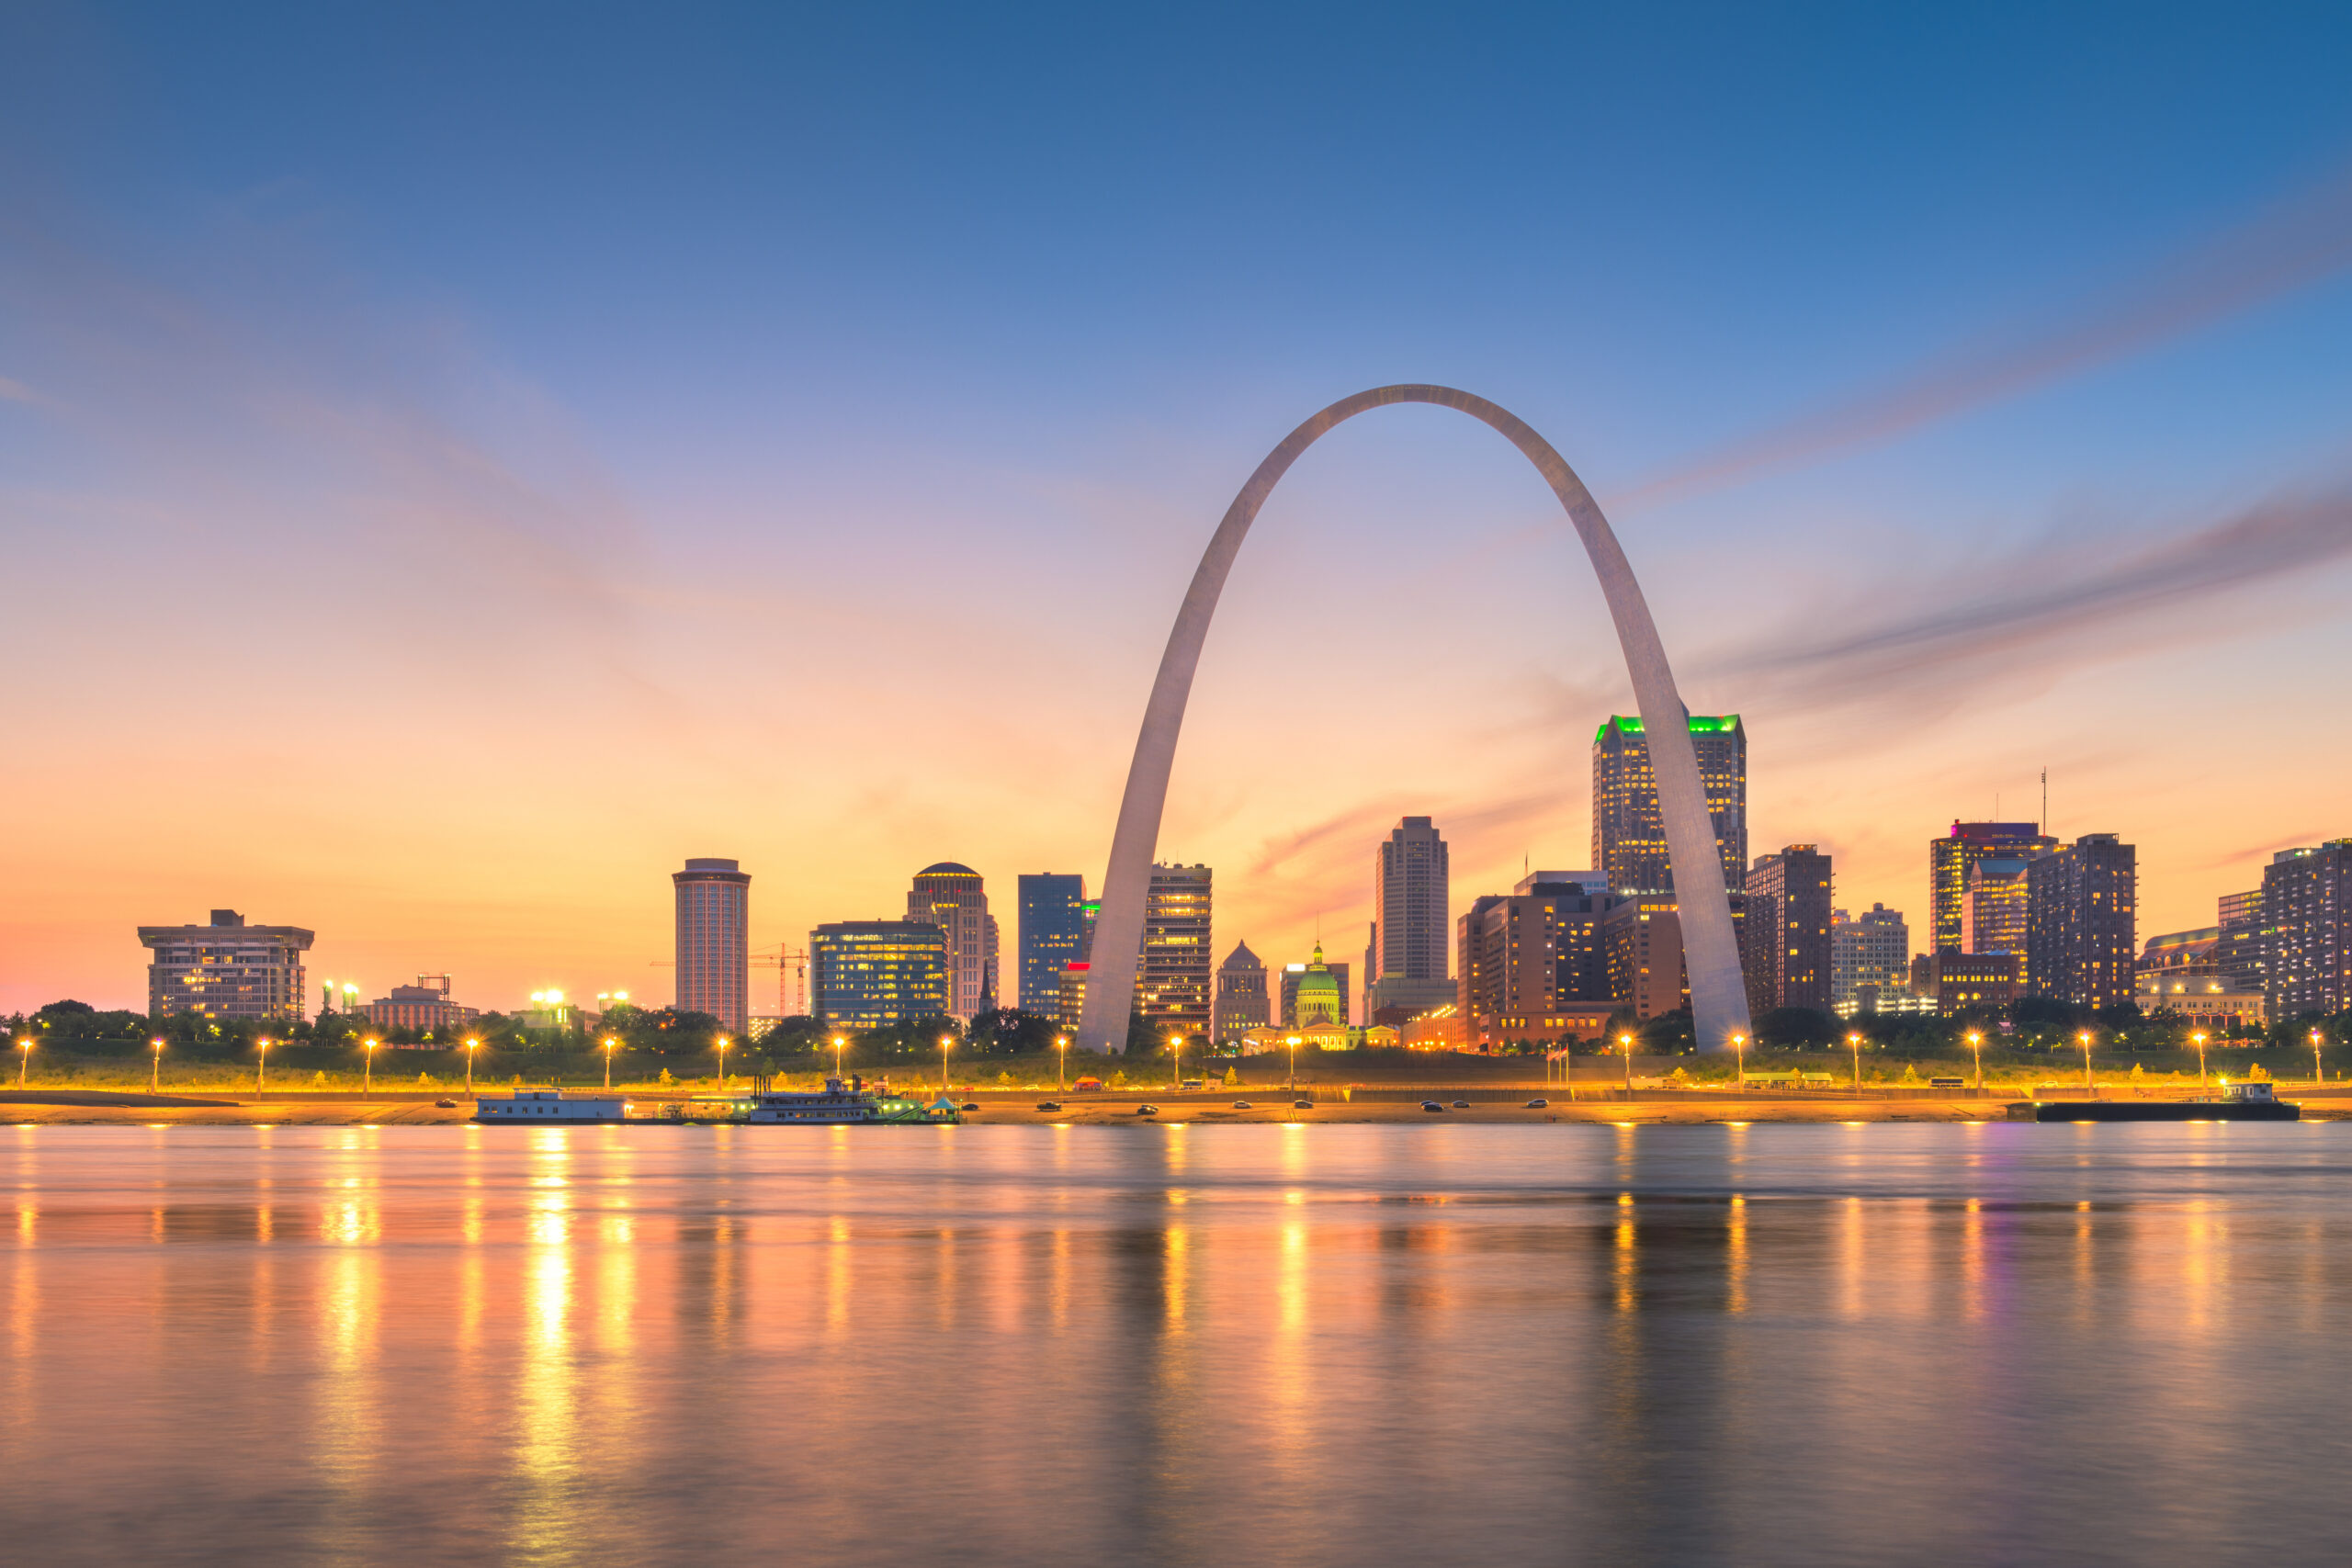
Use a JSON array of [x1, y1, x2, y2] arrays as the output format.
[[937, 1032, 952, 1096], [1731, 1031, 1747, 1089], [150, 1035, 164, 1093], [2312, 1028, 2326, 1086], [255, 1037, 271, 1095], [832, 1034, 848, 1085], [1287, 1034, 1301, 1092], [1055, 1034, 1067, 1093], [2077, 1030, 2094, 1096], [1167, 1032, 1183, 1090], [603, 1035, 618, 1091], [1966, 1030, 1984, 1093], [717, 1036, 732, 1090], [17, 1036, 31, 1088], [2191, 1029, 2208, 1089], [1619, 1032, 1635, 1095], [465, 1036, 481, 1097], [364, 1037, 379, 1094], [1848, 1032, 1863, 1095]]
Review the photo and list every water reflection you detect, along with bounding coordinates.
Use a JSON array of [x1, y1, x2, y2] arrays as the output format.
[[1, 1124, 2349, 1567]]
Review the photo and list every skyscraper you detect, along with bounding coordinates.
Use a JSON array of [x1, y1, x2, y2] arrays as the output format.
[[1366, 816, 1453, 1016], [907, 863, 999, 1020], [1745, 845, 1833, 1012], [1961, 858, 2034, 957], [1830, 905, 1910, 1010], [1138, 863, 1212, 1036], [2025, 834, 2137, 1010], [1456, 874, 1619, 1043], [2261, 840, 2352, 1019], [809, 919, 949, 1027], [2218, 887, 2268, 992], [1929, 822, 2055, 953], [1213, 941, 1269, 1040], [1592, 716, 1747, 893], [1017, 874, 1088, 1014], [673, 858, 751, 1032], [138, 909, 313, 1021]]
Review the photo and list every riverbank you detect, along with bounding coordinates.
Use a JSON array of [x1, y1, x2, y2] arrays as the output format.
[[6, 1089, 2349, 1126]]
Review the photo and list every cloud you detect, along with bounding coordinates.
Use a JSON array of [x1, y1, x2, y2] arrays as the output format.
[[0, 372, 43, 403], [1625, 160, 2352, 505], [1714, 485, 2352, 713]]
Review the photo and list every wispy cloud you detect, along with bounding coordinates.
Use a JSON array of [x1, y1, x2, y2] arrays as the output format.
[[1625, 161, 2352, 505]]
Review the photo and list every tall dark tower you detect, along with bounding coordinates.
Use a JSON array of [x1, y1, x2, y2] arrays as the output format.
[[673, 858, 751, 1032], [1592, 716, 1746, 895], [1366, 817, 1453, 1016]]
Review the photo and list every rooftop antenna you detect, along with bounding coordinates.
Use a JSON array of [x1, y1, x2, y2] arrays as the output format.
[[2041, 768, 2049, 836]]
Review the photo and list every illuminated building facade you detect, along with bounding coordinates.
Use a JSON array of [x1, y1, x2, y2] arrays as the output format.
[[2262, 840, 2352, 1018], [361, 974, 479, 1033], [2136, 928, 2266, 1031], [1278, 956, 1351, 1028], [907, 863, 1000, 1019], [1745, 845, 1833, 1012], [1831, 904, 1910, 1010], [673, 858, 750, 1032], [810, 919, 950, 1027], [1017, 874, 1088, 1013], [1365, 816, 1453, 1016], [1961, 858, 2034, 957], [1056, 962, 1089, 1032], [1910, 952, 2019, 1014], [1592, 716, 1746, 894], [1213, 941, 1269, 1040], [1456, 874, 1618, 1043], [138, 909, 313, 1021], [1602, 896, 1690, 1021], [2218, 888, 2267, 990], [1138, 863, 1212, 1034], [1929, 822, 2055, 953], [2025, 834, 2137, 1010]]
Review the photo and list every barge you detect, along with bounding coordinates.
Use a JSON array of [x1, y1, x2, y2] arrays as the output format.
[[472, 1078, 959, 1126], [474, 1090, 629, 1123], [2012, 1082, 2301, 1122]]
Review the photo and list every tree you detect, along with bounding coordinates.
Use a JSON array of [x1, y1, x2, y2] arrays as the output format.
[[966, 1008, 1060, 1056], [2009, 994, 2075, 1029], [1755, 1006, 1840, 1049], [1639, 1010, 1695, 1053]]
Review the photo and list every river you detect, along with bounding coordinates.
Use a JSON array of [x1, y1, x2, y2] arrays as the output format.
[[2, 1121, 2346, 1565]]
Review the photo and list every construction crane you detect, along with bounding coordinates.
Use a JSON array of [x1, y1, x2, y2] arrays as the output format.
[[647, 942, 809, 1015]]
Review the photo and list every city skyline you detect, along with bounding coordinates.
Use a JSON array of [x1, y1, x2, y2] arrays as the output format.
[[9, 10, 2352, 1015]]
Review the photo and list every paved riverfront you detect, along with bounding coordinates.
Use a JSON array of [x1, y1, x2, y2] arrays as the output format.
[[5, 1122, 2350, 1566]]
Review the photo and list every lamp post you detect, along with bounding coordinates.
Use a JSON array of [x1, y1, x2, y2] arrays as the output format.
[[465, 1036, 481, 1097], [717, 1036, 731, 1091], [2078, 1030, 2094, 1096], [255, 1037, 271, 1095], [1287, 1035, 1301, 1092], [2312, 1028, 2326, 1086], [1055, 1034, 1067, 1093], [151, 1035, 164, 1093], [1620, 1032, 1635, 1095], [603, 1035, 617, 1091], [364, 1037, 379, 1094], [1731, 1031, 1747, 1090], [1168, 1032, 1182, 1090], [1967, 1030, 1984, 1093], [1848, 1032, 1863, 1095], [832, 1034, 847, 1085], [17, 1036, 31, 1088], [937, 1033, 952, 1097]]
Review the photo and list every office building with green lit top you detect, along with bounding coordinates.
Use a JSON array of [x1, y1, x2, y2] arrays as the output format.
[[1591, 715, 1747, 895]]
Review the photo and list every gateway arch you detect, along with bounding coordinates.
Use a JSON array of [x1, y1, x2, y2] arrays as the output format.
[[1076, 384, 1752, 1056]]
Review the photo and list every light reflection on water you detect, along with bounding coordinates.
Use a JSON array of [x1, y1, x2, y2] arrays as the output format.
[[2, 1122, 2350, 1567]]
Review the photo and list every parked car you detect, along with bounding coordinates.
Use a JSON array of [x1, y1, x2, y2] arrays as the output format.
[[1525, 1098, 1549, 1109], [960, 1101, 980, 1111], [435, 1098, 459, 1109], [1232, 1100, 1253, 1110], [1035, 1101, 1062, 1112], [1136, 1103, 1159, 1116], [1452, 1100, 1471, 1109], [1292, 1099, 1315, 1110], [1421, 1100, 1446, 1112]]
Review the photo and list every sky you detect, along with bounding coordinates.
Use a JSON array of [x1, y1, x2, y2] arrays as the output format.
[[6, 1, 2352, 1017]]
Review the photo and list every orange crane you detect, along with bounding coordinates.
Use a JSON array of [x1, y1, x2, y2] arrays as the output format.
[[646, 943, 809, 1015]]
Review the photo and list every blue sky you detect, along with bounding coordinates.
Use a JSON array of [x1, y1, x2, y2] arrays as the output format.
[[6, 2, 2352, 1010]]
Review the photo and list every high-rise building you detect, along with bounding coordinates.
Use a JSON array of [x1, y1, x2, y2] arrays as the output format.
[[1017, 874, 1088, 1014], [1456, 875, 1621, 1043], [907, 863, 999, 1019], [1744, 845, 1833, 1013], [2218, 887, 2268, 991], [2261, 840, 2352, 1019], [2135, 930, 2265, 1031], [1366, 816, 1453, 1016], [1911, 952, 2020, 1014], [1278, 957, 1351, 1028], [138, 909, 313, 1021], [1602, 896, 1690, 1021], [673, 858, 751, 1032], [810, 919, 950, 1027], [1961, 858, 2035, 956], [1138, 863, 1212, 1035], [1830, 905, 1910, 1010], [2025, 834, 2137, 1010], [1929, 823, 2056, 953], [1213, 941, 1269, 1040], [1592, 716, 1747, 893]]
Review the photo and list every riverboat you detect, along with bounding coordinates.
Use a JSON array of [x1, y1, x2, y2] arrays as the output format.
[[661, 1078, 959, 1126], [2014, 1082, 2300, 1122], [474, 1090, 630, 1123]]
